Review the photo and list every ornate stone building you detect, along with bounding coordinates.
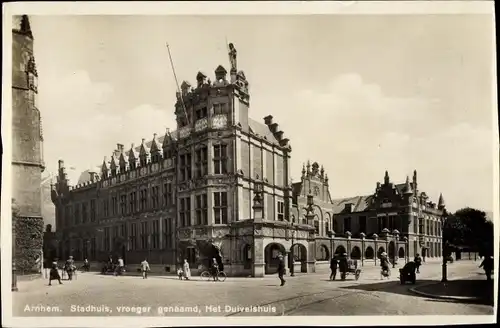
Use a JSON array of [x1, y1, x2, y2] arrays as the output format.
[[332, 170, 446, 260], [51, 43, 443, 276]]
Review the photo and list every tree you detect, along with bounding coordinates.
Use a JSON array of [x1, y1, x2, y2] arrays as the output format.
[[445, 207, 494, 256]]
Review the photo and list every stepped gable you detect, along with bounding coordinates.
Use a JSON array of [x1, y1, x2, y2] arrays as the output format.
[[76, 130, 177, 185]]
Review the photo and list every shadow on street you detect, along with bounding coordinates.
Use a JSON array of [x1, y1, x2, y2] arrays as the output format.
[[340, 279, 494, 307]]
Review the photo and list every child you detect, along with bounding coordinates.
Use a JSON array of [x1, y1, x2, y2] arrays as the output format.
[[177, 267, 183, 280]]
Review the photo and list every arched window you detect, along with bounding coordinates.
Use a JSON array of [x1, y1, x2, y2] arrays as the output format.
[[365, 246, 374, 259], [317, 245, 329, 261], [351, 246, 361, 260]]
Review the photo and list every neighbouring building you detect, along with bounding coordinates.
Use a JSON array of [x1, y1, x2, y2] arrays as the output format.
[[51, 43, 444, 277], [12, 15, 45, 273], [332, 170, 446, 261]]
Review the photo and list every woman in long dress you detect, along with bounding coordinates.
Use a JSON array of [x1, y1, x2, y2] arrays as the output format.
[[182, 259, 191, 280]]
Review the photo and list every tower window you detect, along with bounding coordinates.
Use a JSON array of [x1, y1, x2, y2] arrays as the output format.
[[214, 144, 228, 174], [196, 194, 208, 225], [277, 201, 284, 221], [179, 153, 192, 181], [180, 197, 191, 227], [195, 146, 208, 178], [214, 192, 228, 224], [213, 103, 227, 115], [196, 107, 208, 120]]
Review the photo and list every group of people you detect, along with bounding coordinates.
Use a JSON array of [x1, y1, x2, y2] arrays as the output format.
[[48, 256, 77, 286], [329, 253, 350, 281], [177, 259, 192, 280]]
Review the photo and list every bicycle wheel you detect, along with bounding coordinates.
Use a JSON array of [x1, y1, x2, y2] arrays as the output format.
[[217, 271, 227, 282], [200, 271, 211, 281]]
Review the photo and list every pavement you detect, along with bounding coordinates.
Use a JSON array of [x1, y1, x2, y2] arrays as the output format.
[[410, 274, 494, 305], [11, 260, 494, 317]]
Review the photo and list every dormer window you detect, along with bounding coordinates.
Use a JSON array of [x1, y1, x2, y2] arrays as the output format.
[[196, 107, 208, 120], [344, 203, 354, 213], [163, 149, 171, 159], [111, 168, 117, 176], [130, 161, 136, 170]]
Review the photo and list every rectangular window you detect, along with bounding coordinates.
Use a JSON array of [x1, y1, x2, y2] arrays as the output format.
[[104, 227, 110, 251], [163, 148, 172, 159], [152, 186, 160, 209], [129, 191, 137, 213], [196, 107, 208, 120], [112, 226, 119, 247], [74, 204, 81, 225], [152, 220, 160, 249], [130, 223, 137, 250], [102, 199, 109, 218], [314, 220, 320, 234], [213, 144, 228, 174], [91, 237, 96, 260], [179, 153, 192, 181], [141, 222, 149, 249], [162, 218, 169, 249], [90, 200, 96, 222], [163, 182, 173, 206], [426, 220, 430, 235], [180, 197, 191, 227], [82, 203, 88, 223], [213, 103, 227, 115], [120, 223, 127, 238], [359, 216, 367, 234], [140, 189, 148, 211], [196, 194, 208, 225], [277, 201, 285, 221], [344, 217, 352, 233], [112, 196, 118, 215], [120, 195, 127, 215], [214, 192, 228, 224], [195, 147, 208, 178], [418, 218, 424, 234]]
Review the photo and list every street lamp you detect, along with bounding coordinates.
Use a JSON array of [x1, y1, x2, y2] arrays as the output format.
[[403, 236, 408, 264], [392, 229, 400, 268], [360, 232, 366, 266], [327, 230, 336, 261], [441, 209, 449, 282], [289, 220, 297, 277], [305, 190, 315, 226]]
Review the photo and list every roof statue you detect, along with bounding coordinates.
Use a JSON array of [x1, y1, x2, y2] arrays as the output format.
[[228, 43, 237, 71]]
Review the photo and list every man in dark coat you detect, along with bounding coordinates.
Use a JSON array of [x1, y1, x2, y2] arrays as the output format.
[[479, 255, 493, 281], [338, 253, 348, 281], [330, 255, 338, 281], [277, 254, 286, 286], [414, 253, 422, 273]]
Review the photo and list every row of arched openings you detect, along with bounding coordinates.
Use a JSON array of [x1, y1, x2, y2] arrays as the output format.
[[330, 245, 406, 260]]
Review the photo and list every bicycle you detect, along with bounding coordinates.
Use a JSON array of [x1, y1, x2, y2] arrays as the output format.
[[200, 269, 227, 282]]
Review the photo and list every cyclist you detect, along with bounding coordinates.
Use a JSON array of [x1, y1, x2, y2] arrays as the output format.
[[210, 258, 219, 281]]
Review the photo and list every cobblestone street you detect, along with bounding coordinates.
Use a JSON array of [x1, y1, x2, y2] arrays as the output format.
[[12, 260, 493, 317]]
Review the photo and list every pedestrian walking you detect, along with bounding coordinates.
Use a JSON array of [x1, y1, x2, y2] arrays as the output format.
[[48, 261, 63, 286], [330, 255, 338, 281], [277, 254, 286, 286], [182, 259, 191, 280], [64, 256, 75, 281], [380, 252, 390, 279], [414, 253, 422, 273], [82, 258, 90, 272], [338, 253, 348, 281], [115, 257, 125, 276], [479, 255, 493, 281], [141, 258, 150, 279]]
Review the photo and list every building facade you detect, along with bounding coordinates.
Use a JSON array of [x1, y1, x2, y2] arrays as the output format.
[[12, 15, 45, 221], [332, 170, 446, 260], [51, 44, 444, 276]]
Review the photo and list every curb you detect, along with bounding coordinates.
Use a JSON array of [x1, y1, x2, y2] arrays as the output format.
[[409, 275, 488, 302]]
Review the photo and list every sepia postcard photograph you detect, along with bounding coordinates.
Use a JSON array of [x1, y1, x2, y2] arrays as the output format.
[[1, 1, 498, 327]]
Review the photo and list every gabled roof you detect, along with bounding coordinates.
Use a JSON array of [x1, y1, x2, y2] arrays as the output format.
[[332, 195, 373, 215], [150, 134, 161, 153], [119, 151, 129, 165]]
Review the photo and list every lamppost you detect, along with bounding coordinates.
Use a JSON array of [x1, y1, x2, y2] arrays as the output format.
[[289, 220, 297, 277], [360, 232, 366, 266], [392, 229, 400, 268], [403, 236, 408, 264], [305, 191, 315, 226], [441, 209, 449, 282], [327, 230, 335, 261]]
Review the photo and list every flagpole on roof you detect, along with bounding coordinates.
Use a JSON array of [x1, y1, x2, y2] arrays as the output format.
[[166, 43, 190, 126]]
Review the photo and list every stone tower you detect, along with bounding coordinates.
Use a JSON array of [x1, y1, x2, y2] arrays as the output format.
[[12, 15, 45, 219]]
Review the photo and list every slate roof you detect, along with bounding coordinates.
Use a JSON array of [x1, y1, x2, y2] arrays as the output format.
[[331, 195, 373, 214], [247, 118, 281, 145]]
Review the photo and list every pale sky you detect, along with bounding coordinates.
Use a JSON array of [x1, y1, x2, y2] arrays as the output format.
[[29, 14, 495, 213]]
